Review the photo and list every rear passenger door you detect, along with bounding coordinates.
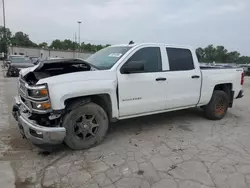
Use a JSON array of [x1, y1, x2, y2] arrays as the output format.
[[165, 47, 201, 109]]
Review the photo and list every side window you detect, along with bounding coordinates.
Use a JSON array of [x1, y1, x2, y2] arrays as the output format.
[[166, 48, 194, 71], [125, 47, 162, 72]]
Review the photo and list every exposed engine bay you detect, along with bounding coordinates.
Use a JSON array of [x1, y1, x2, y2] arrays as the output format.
[[23, 59, 94, 85]]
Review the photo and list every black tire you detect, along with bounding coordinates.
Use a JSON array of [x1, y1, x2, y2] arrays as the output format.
[[63, 102, 109, 150], [204, 90, 229, 120], [6, 70, 12, 77]]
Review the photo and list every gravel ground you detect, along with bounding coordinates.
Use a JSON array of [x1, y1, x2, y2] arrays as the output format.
[[0, 66, 250, 188]]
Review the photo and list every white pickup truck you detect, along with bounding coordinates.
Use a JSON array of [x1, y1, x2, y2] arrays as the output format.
[[12, 43, 244, 150]]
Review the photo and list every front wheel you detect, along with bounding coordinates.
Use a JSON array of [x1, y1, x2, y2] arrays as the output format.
[[204, 90, 229, 120], [63, 102, 109, 150]]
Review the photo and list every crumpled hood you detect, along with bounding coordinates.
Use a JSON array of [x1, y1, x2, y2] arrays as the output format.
[[19, 59, 116, 86], [37, 70, 116, 85], [19, 64, 39, 76]]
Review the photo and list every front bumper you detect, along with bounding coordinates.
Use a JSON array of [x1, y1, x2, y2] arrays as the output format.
[[12, 96, 66, 145]]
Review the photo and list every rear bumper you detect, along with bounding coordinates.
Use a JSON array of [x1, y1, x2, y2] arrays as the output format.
[[236, 90, 244, 99], [12, 96, 66, 145]]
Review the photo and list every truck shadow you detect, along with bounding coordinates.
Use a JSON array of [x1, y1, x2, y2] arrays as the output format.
[[5, 107, 204, 155], [34, 108, 204, 153], [109, 107, 204, 135]]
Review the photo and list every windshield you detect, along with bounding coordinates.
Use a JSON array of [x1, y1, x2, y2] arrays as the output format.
[[86, 46, 132, 69]]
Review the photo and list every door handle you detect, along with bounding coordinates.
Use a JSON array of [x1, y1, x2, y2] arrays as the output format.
[[155, 77, 167, 81], [191, 75, 200, 79]]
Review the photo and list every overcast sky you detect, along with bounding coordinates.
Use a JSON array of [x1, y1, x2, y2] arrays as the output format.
[[2, 0, 250, 55]]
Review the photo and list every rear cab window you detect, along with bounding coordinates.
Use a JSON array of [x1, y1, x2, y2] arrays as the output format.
[[166, 48, 194, 71]]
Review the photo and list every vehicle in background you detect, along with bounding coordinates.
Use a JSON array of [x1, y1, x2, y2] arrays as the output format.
[[7, 55, 25, 62], [29, 56, 40, 65], [6, 55, 36, 77], [46, 57, 64, 60], [0, 52, 5, 60], [238, 65, 250, 76], [12, 43, 244, 150]]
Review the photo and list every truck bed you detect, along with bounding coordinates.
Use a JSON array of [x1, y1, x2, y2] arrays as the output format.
[[199, 67, 243, 106]]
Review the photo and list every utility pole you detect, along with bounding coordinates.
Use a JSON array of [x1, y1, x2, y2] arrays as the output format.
[[2, 0, 7, 58], [74, 33, 77, 58], [77, 21, 81, 57], [72, 33, 75, 58]]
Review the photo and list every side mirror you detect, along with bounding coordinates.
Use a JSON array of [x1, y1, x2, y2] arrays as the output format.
[[121, 61, 144, 74], [33, 60, 39, 65]]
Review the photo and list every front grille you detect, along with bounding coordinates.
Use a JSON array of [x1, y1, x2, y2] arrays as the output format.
[[20, 95, 29, 108], [20, 95, 25, 103], [18, 78, 32, 111], [20, 82, 26, 94]]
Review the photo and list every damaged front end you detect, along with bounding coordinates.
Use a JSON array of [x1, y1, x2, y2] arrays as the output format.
[[12, 76, 66, 144], [12, 95, 66, 145], [23, 58, 94, 85], [12, 59, 94, 145]]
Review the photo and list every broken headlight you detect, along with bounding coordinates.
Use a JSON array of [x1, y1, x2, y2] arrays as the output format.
[[28, 85, 49, 99]]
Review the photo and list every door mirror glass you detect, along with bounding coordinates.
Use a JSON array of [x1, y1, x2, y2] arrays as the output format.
[[121, 61, 144, 74]]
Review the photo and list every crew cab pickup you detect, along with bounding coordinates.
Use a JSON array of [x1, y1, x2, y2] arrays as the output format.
[[12, 43, 244, 150]]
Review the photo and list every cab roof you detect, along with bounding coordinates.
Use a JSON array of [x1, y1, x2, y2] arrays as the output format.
[[111, 42, 193, 50]]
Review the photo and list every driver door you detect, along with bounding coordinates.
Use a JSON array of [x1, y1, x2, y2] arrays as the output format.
[[117, 47, 167, 117]]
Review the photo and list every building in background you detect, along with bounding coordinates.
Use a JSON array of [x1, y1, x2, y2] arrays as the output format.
[[8, 46, 93, 59]]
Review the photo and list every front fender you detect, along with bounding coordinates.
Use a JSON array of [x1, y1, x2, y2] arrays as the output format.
[[47, 80, 119, 118]]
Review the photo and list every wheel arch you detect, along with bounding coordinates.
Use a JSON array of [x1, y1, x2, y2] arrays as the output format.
[[213, 83, 234, 107], [64, 94, 113, 122]]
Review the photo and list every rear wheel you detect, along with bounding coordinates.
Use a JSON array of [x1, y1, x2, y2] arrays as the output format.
[[204, 90, 229, 120], [63, 102, 109, 150]]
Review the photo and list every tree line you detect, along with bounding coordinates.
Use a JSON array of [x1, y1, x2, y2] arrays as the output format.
[[1, 26, 250, 64], [0, 26, 111, 54], [196, 45, 250, 64]]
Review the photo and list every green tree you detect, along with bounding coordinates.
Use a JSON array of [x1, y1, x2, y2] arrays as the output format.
[[50, 39, 81, 50], [195, 45, 248, 64], [226, 51, 240, 62], [72, 41, 79, 51], [96, 44, 103, 51], [203, 45, 216, 62], [50, 39, 62, 49], [83, 43, 93, 52], [196, 47, 205, 62], [0, 26, 12, 41], [0, 26, 12, 55], [11, 31, 37, 47], [235, 56, 250, 64], [62, 39, 75, 50], [215, 46, 228, 63], [38, 42, 48, 48]]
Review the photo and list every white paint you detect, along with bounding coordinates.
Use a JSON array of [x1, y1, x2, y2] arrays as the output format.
[[20, 43, 244, 120]]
